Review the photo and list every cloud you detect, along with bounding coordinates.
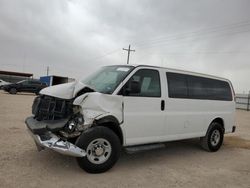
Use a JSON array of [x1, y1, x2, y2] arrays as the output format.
[[0, 0, 249, 92]]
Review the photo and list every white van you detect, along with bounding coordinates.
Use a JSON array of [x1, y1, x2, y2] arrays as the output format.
[[26, 65, 236, 173]]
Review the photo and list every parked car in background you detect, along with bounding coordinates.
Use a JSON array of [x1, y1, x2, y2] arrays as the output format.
[[0, 79, 11, 89], [3, 80, 47, 95]]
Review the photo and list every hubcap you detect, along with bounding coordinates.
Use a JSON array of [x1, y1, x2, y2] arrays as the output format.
[[86, 138, 112, 164], [210, 129, 221, 146]]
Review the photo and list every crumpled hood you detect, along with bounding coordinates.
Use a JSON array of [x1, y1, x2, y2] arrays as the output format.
[[39, 81, 90, 99]]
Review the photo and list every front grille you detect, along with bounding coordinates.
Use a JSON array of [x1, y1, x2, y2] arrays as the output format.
[[32, 95, 73, 121]]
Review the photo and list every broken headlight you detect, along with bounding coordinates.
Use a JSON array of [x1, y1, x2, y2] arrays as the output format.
[[65, 113, 84, 133]]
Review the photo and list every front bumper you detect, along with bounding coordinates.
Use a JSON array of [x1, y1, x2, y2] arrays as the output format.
[[25, 117, 86, 157], [25, 116, 68, 134]]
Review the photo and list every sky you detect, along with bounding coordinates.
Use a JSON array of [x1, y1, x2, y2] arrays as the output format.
[[0, 0, 250, 93]]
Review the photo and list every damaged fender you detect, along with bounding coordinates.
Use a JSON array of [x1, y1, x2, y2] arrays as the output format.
[[73, 92, 123, 127]]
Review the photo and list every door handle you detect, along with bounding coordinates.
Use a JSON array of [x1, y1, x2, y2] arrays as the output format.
[[161, 100, 165, 111]]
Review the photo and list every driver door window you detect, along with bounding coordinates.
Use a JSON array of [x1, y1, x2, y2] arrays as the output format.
[[121, 69, 161, 97]]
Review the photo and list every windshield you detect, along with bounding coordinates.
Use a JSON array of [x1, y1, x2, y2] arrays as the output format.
[[81, 65, 134, 94]]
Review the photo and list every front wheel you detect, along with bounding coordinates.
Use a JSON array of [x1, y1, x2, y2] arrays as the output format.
[[75, 126, 121, 173], [200, 122, 224, 152]]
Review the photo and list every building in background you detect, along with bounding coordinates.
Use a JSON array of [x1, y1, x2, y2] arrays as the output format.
[[0, 70, 33, 83]]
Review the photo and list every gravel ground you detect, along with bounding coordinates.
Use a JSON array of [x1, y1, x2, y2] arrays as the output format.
[[0, 90, 250, 188]]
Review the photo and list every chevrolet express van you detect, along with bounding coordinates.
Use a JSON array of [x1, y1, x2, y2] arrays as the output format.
[[25, 65, 236, 173]]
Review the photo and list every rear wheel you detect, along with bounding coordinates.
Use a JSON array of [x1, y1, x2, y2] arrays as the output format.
[[200, 122, 224, 152], [75, 126, 121, 173], [9, 88, 17, 94]]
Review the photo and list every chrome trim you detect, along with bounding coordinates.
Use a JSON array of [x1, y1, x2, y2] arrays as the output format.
[[27, 129, 86, 157]]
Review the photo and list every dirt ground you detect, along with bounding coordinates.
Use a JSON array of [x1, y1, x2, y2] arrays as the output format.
[[0, 90, 250, 188]]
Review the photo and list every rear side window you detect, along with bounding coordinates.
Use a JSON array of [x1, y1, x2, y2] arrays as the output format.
[[167, 73, 188, 98], [166, 72, 232, 101], [188, 75, 232, 101]]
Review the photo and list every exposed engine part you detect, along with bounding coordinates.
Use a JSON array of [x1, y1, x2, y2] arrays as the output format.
[[72, 105, 81, 114], [64, 113, 85, 132], [65, 120, 77, 133], [59, 130, 81, 138], [59, 113, 88, 138]]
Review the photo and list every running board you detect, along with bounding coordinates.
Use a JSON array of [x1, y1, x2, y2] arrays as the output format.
[[125, 143, 165, 154]]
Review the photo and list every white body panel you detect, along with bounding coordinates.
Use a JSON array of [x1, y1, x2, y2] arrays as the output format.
[[163, 98, 235, 141], [117, 67, 167, 145], [40, 65, 236, 147], [122, 96, 166, 145], [114, 66, 235, 146]]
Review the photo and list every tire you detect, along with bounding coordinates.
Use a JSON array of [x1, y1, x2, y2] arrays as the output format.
[[200, 122, 224, 152], [9, 88, 17, 94], [75, 126, 121, 173]]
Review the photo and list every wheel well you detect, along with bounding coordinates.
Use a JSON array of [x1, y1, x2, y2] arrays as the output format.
[[94, 116, 124, 145], [211, 117, 225, 131]]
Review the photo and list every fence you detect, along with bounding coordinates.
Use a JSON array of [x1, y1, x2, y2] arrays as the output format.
[[236, 93, 250, 111]]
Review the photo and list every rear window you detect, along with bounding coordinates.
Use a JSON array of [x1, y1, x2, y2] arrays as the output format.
[[166, 72, 232, 101], [188, 75, 232, 101]]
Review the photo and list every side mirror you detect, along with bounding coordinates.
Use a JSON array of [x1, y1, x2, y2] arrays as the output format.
[[125, 80, 140, 95]]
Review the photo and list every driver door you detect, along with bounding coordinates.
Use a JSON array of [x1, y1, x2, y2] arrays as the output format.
[[120, 68, 166, 146]]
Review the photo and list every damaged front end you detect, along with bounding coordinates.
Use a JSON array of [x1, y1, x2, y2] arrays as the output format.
[[26, 94, 88, 157], [26, 126, 86, 157], [25, 81, 123, 158]]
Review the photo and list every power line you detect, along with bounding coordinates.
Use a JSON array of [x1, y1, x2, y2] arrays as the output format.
[[123, 44, 135, 64], [135, 27, 250, 50], [134, 50, 250, 62], [133, 19, 250, 47], [149, 51, 250, 55], [131, 20, 250, 51], [136, 27, 250, 49]]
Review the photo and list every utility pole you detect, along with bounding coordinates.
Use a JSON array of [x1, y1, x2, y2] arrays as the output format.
[[123, 44, 135, 64], [46, 66, 49, 76]]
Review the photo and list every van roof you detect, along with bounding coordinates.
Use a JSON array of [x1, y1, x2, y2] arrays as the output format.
[[111, 64, 230, 82]]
